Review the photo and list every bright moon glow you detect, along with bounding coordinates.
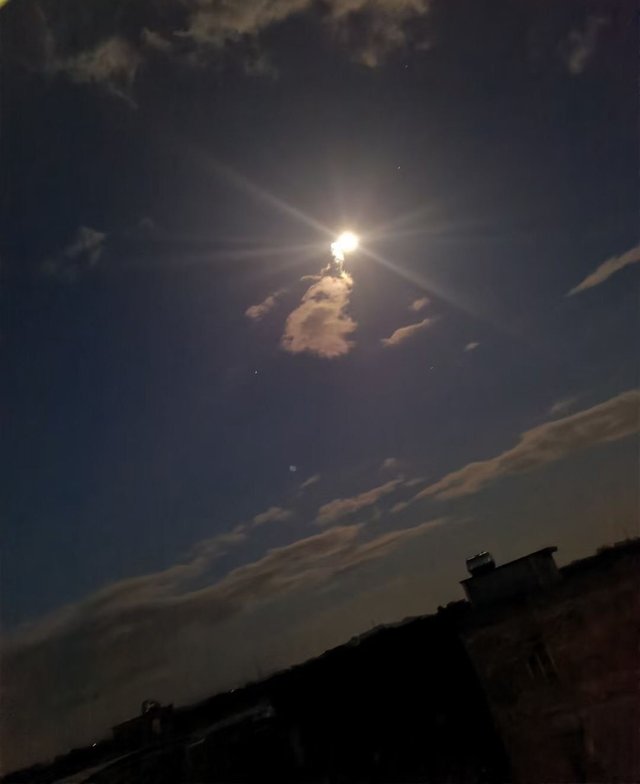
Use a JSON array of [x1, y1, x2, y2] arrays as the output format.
[[331, 231, 360, 263]]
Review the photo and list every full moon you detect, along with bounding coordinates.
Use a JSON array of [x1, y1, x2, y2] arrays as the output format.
[[331, 231, 359, 262]]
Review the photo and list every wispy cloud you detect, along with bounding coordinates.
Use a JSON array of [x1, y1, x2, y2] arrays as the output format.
[[568, 244, 640, 295], [561, 14, 608, 76], [52, 37, 142, 105], [16, 0, 431, 103], [252, 506, 293, 526], [464, 341, 479, 352], [3, 516, 444, 771], [141, 28, 174, 54], [390, 500, 409, 514], [182, 0, 430, 67], [380, 457, 400, 472], [41, 226, 106, 282], [316, 479, 402, 525], [410, 389, 639, 502], [299, 473, 321, 491], [409, 297, 429, 312], [245, 289, 285, 320], [381, 317, 433, 348], [327, 0, 430, 68], [281, 273, 357, 358], [549, 397, 577, 418]]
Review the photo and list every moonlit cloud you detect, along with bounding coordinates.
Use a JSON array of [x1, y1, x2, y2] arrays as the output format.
[[142, 28, 174, 54], [390, 500, 409, 514], [549, 397, 577, 417], [12, 0, 431, 99], [281, 273, 357, 358], [299, 473, 321, 491], [410, 389, 640, 501], [567, 244, 640, 295], [327, 0, 430, 68], [53, 37, 142, 104], [252, 506, 293, 526], [2, 516, 445, 772], [409, 297, 429, 312], [41, 226, 106, 282], [245, 289, 285, 320], [464, 341, 480, 352], [381, 317, 433, 347], [316, 479, 402, 525], [561, 14, 608, 75]]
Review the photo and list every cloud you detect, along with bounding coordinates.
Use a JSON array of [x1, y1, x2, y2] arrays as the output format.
[[281, 273, 357, 358], [2, 516, 444, 771], [252, 506, 293, 526], [53, 37, 142, 104], [245, 289, 285, 320], [380, 457, 400, 472], [549, 397, 577, 418], [299, 473, 321, 491], [41, 226, 106, 281], [411, 389, 640, 501], [464, 341, 479, 352], [567, 244, 640, 295], [316, 479, 401, 525], [409, 297, 429, 312], [390, 500, 409, 514], [561, 15, 608, 75], [9, 0, 430, 100], [326, 0, 430, 68], [180, 0, 429, 67], [180, 0, 311, 48], [381, 317, 433, 347], [141, 28, 174, 54]]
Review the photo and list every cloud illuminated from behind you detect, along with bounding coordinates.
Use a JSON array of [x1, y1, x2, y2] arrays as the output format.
[[281, 273, 357, 358]]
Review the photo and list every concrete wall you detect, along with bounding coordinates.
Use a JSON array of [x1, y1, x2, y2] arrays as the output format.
[[461, 543, 640, 783]]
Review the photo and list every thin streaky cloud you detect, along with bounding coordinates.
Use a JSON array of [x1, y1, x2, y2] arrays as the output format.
[[316, 479, 402, 526], [409, 297, 429, 312], [252, 506, 293, 526], [381, 318, 433, 348], [568, 244, 640, 295], [245, 289, 286, 320], [299, 474, 321, 491], [3, 515, 445, 770], [408, 389, 640, 502], [549, 397, 577, 418]]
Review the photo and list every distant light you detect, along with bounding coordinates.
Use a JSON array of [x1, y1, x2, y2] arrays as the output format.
[[331, 231, 359, 263]]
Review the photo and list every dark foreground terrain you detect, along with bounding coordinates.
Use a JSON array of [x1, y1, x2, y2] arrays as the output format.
[[5, 539, 639, 784]]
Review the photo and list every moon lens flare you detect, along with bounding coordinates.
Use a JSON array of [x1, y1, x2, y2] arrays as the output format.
[[330, 231, 360, 265]]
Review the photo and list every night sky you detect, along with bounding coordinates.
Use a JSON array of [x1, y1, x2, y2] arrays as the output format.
[[1, 0, 638, 772]]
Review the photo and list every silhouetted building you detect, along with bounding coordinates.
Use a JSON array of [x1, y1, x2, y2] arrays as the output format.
[[461, 540, 640, 783], [112, 700, 174, 749], [461, 547, 560, 606]]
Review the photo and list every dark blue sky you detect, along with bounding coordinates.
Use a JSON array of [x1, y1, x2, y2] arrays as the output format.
[[1, 0, 638, 771]]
